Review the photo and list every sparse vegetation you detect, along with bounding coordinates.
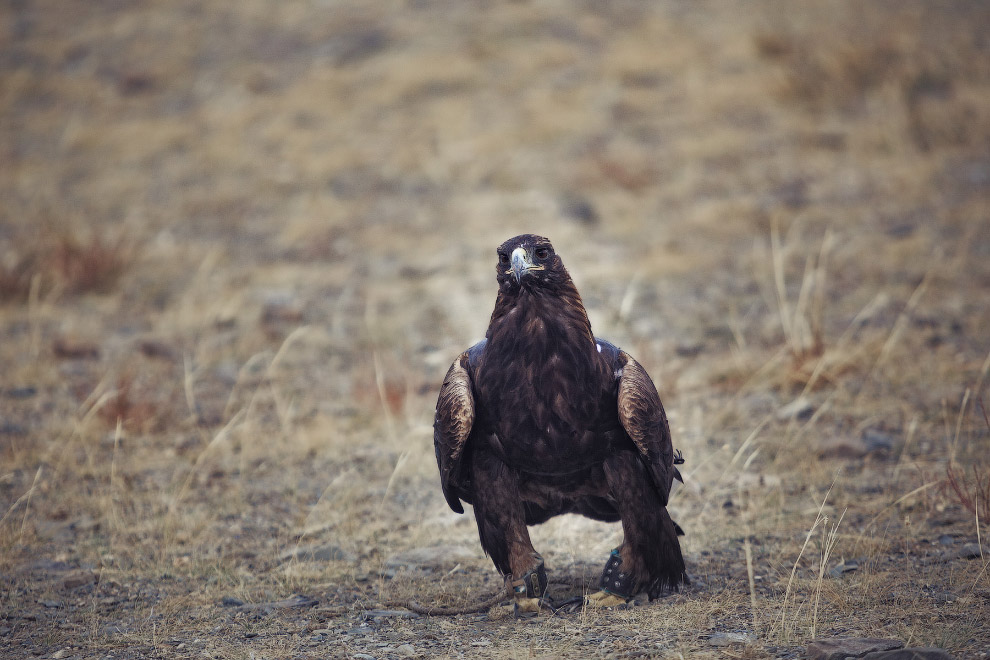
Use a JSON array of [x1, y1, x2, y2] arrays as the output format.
[[1, 1, 989, 659]]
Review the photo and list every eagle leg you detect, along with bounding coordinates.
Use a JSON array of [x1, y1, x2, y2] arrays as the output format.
[[470, 449, 547, 613], [602, 451, 688, 601], [509, 560, 548, 617], [585, 549, 635, 608]]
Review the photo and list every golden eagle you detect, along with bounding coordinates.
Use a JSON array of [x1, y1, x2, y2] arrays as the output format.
[[434, 234, 688, 613]]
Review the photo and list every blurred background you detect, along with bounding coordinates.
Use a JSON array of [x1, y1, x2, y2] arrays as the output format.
[[2, 1, 989, 657]]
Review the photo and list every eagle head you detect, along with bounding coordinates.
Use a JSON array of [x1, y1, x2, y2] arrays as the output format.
[[495, 234, 566, 291]]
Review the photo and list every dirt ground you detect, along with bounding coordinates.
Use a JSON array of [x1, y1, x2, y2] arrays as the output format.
[[2, 1, 990, 658]]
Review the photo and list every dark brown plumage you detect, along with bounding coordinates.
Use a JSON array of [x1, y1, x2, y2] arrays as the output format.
[[434, 234, 687, 608]]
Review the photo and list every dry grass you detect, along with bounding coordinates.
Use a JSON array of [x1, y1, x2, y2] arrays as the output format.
[[2, 1, 989, 658]]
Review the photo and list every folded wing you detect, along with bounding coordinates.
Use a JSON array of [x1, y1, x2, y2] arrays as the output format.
[[433, 351, 475, 513], [615, 351, 675, 505]]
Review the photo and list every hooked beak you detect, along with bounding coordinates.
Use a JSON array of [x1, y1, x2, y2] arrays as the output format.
[[510, 247, 533, 283]]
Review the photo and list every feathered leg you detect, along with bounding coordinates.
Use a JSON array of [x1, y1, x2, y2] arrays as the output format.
[[470, 449, 547, 614], [590, 451, 687, 605]]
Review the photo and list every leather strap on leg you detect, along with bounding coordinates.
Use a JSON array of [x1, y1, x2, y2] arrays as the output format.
[[513, 556, 548, 599], [510, 556, 548, 617], [599, 549, 636, 599]]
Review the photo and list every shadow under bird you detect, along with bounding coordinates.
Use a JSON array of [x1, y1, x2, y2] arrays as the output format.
[[434, 234, 688, 615]]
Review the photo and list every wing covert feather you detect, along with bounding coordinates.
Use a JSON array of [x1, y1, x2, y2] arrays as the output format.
[[433, 351, 475, 513], [616, 351, 674, 504]]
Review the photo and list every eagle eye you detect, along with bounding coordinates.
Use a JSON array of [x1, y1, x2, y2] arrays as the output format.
[[498, 252, 509, 265], [535, 247, 550, 260]]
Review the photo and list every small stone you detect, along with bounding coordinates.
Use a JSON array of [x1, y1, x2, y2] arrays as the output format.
[[861, 648, 955, 660], [560, 195, 599, 226], [828, 560, 860, 577], [816, 436, 868, 459], [138, 339, 178, 361], [395, 644, 416, 657], [675, 343, 704, 357], [777, 397, 813, 421], [807, 637, 904, 660], [937, 534, 954, 545], [945, 543, 981, 560], [53, 337, 100, 360], [707, 632, 755, 646], [4, 386, 37, 399], [40, 600, 64, 608], [52, 650, 70, 659], [351, 655, 376, 660], [0, 422, 27, 435], [862, 429, 895, 453], [62, 571, 97, 590], [260, 295, 304, 326]]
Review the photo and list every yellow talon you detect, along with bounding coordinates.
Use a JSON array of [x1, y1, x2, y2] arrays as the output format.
[[513, 595, 542, 614], [585, 591, 629, 608]]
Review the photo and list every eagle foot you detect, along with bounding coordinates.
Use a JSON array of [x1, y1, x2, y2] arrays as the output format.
[[598, 548, 637, 600], [511, 594, 544, 618], [584, 590, 631, 608]]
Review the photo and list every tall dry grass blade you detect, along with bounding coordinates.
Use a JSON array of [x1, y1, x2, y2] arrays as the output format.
[[891, 416, 919, 483], [170, 409, 247, 512], [617, 270, 643, 325], [298, 467, 358, 537], [792, 253, 816, 353], [774, 480, 834, 642], [0, 466, 43, 537], [810, 228, 832, 351], [27, 273, 41, 358], [971, 501, 990, 591], [183, 353, 199, 422], [48, 386, 119, 480], [972, 349, 990, 405], [744, 535, 759, 632], [229, 326, 311, 435], [107, 418, 123, 536], [221, 351, 271, 421], [264, 325, 312, 434], [812, 508, 846, 639], [977, 498, 983, 562], [951, 388, 972, 464], [770, 221, 832, 361], [859, 481, 941, 538], [373, 350, 398, 445], [727, 304, 748, 351], [872, 268, 931, 375], [726, 415, 772, 471], [770, 217, 794, 352], [379, 448, 412, 513]]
